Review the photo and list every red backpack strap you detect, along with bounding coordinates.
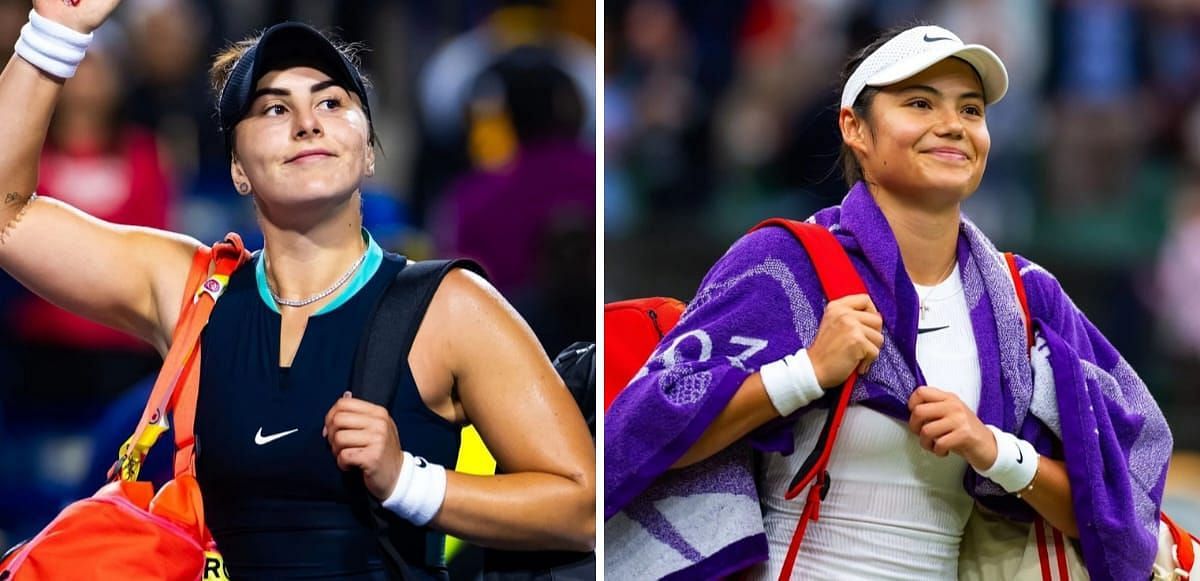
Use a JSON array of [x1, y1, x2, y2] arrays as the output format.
[[1162, 512, 1196, 574], [110, 234, 249, 482], [749, 218, 867, 581], [1004, 252, 1033, 351]]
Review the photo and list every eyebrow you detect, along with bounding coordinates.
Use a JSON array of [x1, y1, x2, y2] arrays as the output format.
[[898, 84, 985, 102], [250, 79, 344, 103]]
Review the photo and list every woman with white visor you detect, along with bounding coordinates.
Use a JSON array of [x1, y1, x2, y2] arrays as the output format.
[[605, 23, 1172, 580]]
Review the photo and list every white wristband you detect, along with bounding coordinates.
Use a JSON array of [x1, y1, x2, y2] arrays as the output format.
[[977, 425, 1039, 493], [382, 451, 447, 526], [14, 10, 93, 79], [760, 348, 826, 416]]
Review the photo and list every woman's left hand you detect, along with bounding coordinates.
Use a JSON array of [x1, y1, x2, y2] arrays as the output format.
[[323, 391, 404, 500], [907, 385, 997, 470]]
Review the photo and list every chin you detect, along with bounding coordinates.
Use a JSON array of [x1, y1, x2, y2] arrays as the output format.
[[922, 171, 980, 198], [259, 181, 359, 208]]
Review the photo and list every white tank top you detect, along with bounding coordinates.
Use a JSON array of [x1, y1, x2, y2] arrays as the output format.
[[754, 265, 982, 580]]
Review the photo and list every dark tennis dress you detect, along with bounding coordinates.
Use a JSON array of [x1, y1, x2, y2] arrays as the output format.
[[194, 243, 461, 580]]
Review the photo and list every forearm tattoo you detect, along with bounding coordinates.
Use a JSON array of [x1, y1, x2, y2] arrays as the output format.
[[0, 191, 37, 245]]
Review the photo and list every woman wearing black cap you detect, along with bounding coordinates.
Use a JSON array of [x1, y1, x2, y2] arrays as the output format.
[[0, 1, 594, 579]]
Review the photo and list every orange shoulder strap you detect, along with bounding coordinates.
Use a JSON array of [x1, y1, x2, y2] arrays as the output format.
[[111, 234, 249, 482], [172, 234, 249, 477]]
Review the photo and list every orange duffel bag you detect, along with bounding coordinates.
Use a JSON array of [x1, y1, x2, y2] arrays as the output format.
[[0, 235, 249, 581]]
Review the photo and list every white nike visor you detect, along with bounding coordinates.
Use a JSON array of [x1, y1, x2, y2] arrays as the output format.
[[840, 25, 1009, 110]]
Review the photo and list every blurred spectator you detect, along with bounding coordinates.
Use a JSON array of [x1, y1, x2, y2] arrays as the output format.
[[434, 47, 595, 351], [415, 0, 595, 222], [1044, 0, 1148, 211], [1155, 170, 1200, 362], [605, 0, 705, 233], [122, 0, 213, 179]]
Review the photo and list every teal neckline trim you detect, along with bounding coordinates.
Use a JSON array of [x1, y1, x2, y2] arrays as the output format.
[[255, 230, 383, 316]]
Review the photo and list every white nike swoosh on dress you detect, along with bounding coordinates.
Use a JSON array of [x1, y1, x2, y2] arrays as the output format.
[[255, 427, 300, 445]]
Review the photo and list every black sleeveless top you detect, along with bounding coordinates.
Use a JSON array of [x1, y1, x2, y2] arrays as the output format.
[[194, 253, 460, 580]]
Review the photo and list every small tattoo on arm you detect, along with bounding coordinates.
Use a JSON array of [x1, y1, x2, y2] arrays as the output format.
[[4, 192, 21, 205]]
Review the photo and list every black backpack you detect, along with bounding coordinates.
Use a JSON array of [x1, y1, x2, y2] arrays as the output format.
[[551, 341, 595, 438], [354, 259, 595, 580]]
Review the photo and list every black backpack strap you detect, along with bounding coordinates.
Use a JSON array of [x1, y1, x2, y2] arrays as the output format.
[[551, 342, 596, 439], [353, 259, 462, 405], [351, 257, 483, 580]]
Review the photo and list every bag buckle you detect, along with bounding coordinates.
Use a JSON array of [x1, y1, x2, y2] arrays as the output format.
[[113, 416, 169, 481], [194, 274, 230, 304]]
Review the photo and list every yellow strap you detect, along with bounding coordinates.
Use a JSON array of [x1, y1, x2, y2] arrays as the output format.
[[116, 419, 169, 482]]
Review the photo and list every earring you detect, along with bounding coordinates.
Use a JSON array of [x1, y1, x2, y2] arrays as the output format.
[[237, 182, 250, 194]]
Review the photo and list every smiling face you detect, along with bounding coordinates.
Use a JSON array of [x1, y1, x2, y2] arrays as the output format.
[[839, 57, 990, 207], [229, 66, 375, 209]]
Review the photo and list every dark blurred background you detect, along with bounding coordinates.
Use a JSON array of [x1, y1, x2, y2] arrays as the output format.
[[605, 0, 1200, 530], [0, 0, 595, 570]]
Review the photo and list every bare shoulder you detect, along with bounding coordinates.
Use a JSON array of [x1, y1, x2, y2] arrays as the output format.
[[130, 226, 208, 353], [423, 266, 549, 385], [428, 267, 517, 323]]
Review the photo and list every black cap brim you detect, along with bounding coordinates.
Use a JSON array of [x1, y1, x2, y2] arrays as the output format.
[[217, 22, 371, 155]]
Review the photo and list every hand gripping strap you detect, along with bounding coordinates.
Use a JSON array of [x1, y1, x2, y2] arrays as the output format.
[[110, 234, 249, 483], [748, 218, 867, 581], [350, 257, 484, 580]]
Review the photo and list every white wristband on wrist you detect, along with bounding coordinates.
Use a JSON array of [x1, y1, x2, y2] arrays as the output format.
[[382, 451, 447, 526], [14, 10, 93, 79], [760, 348, 826, 416], [977, 425, 1039, 494]]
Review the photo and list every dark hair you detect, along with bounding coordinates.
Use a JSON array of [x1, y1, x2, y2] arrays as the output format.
[[837, 24, 921, 187]]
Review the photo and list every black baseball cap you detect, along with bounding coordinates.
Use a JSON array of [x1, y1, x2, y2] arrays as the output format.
[[217, 22, 374, 155]]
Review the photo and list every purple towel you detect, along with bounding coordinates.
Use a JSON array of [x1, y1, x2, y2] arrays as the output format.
[[604, 182, 1172, 580]]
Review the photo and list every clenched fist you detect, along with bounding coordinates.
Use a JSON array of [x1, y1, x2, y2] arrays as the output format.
[[807, 294, 884, 388], [323, 391, 405, 500], [907, 386, 997, 470]]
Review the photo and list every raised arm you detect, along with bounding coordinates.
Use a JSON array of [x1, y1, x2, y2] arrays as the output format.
[[0, 2, 199, 354]]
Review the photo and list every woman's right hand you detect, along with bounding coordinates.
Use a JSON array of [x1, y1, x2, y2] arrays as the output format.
[[33, 0, 122, 34], [807, 294, 884, 387]]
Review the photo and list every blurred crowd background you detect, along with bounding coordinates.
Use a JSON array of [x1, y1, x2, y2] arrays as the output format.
[[0, 0, 596, 569], [605, 0, 1200, 531]]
